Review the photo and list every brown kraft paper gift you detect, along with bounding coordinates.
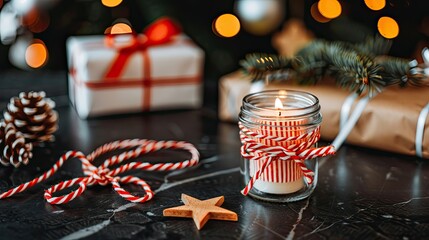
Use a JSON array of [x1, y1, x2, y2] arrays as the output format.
[[219, 71, 429, 158]]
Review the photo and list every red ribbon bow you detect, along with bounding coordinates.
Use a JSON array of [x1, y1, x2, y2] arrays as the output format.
[[105, 17, 182, 80], [238, 122, 336, 196]]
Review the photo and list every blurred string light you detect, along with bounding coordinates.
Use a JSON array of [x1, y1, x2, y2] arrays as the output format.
[[234, 0, 285, 35], [310, 2, 330, 23], [213, 13, 240, 38], [12, 0, 35, 15], [0, 0, 55, 69], [377, 16, 399, 39], [105, 21, 133, 34], [101, 0, 122, 8], [25, 39, 48, 68], [312, 0, 397, 40], [23, 8, 50, 33], [9, 34, 31, 69], [8, 34, 48, 69], [318, 0, 342, 19], [0, 0, 125, 70], [111, 23, 132, 34], [0, 3, 20, 44], [364, 0, 386, 11], [22, 8, 39, 27]]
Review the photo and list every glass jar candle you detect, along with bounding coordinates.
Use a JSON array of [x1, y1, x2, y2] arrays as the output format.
[[239, 89, 325, 202]]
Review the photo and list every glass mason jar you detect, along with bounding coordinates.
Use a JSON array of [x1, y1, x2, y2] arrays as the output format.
[[239, 90, 322, 202]]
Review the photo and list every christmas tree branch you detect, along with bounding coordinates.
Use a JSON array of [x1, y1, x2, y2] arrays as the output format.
[[239, 36, 428, 97], [239, 53, 292, 81]]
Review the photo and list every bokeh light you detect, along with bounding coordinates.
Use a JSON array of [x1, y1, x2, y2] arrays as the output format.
[[213, 14, 240, 38], [22, 8, 39, 27], [110, 23, 132, 34], [25, 40, 48, 68], [101, 0, 122, 8], [311, 2, 330, 23], [28, 12, 50, 33], [12, 0, 35, 15], [235, 0, 284, 36], [236, 0, 266, 21], [377, 16, 399, 39], [22, 9, 50, 33], [318, 0, 342, 19], [364, 0, 385, 11], [104, 26, 112, 34]]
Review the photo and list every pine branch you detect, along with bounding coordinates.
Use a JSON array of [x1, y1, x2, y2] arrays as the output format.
[[354, 36, 392, 57], [294, 40, 328, 84], [239, 53, 292, 81], [375, 56, 427, 87], [307, 42, 384, 97], [239, 36, 426, 97]]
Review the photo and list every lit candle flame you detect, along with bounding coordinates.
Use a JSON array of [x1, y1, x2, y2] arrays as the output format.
[[275, 97, 283, 117], [275, 97, 283, 109]]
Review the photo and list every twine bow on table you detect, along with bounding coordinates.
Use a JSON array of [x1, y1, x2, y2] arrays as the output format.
[[239, 122, 336, 195], [0, 139, 200, 205]]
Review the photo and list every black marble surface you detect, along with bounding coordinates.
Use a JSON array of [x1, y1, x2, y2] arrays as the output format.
[[1, 72, 429, 239]]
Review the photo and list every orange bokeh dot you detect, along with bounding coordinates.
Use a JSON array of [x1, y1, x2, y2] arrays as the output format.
[[25, 40, 48, 68], [213, 14, 240, 38], [110, 23, 132, 34], [101, 0, 122, 7], [364, 0, 385, 11], [311, 2, 330, 23], [378, 16, 399, 39], [104, 26, 112, 34], [318, 0, 342, 19]]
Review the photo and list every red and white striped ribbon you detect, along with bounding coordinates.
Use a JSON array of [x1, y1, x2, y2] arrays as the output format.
[[0, 139, 199, 204], [239, 122, 335, 195]]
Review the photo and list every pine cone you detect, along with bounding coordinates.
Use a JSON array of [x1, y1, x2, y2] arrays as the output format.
[[0, 121, 33, 167], [4, 91, 58, 143]]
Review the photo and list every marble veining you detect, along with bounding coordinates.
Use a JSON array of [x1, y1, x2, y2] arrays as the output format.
[[57, 163, 240, 240], [1, 108, 429, 239]]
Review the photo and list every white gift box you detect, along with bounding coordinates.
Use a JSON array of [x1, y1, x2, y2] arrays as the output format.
[[67, 34, 204, 119]]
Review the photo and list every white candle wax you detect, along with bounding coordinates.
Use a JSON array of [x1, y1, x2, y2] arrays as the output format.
[[250, 97, 305, 194], [253, 178, 304, 194]]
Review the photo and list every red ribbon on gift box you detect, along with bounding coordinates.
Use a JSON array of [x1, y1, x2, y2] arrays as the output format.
[[104, 17, 182, 80], [105, 17, 182, 111]]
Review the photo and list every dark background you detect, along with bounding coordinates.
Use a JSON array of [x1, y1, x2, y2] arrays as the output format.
[[1, 3, 429, 238], [0, 0, 428, 109]]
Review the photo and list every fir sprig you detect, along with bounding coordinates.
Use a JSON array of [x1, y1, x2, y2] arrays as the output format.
[[239, 53, 292, 81], [294, 40, 329, 84], [323, 44, 384, 97], [239, 36, 428, 97], [376, 56, 426, 87], [354, 36, 392, 57]]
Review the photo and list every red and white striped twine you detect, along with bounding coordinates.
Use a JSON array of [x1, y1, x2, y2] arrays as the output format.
[[0, 139, 199, 204], [239, 122, 335, 196]]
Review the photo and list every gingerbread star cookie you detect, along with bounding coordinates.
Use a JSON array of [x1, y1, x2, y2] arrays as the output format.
[[163, 194, 238, 230]]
